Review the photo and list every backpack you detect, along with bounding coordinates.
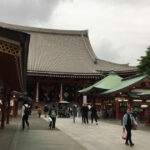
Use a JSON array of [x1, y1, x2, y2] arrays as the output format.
[[24, 105, 30, 116], [51, 109, 56, 118]]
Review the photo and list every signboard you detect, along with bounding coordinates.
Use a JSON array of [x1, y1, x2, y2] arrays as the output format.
[[115, 97, 128, 102], [141, 104, 148, 108], [83, 95, 87, 104]]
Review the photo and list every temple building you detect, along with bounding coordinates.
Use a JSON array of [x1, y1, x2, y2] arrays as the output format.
[[0, 22, 137, 106]]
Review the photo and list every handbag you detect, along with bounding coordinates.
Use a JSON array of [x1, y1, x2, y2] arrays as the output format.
[[122, 128, 126, 140]]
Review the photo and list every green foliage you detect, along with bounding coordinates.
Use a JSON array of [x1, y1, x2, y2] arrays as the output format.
[[138, 46, 150, 74]]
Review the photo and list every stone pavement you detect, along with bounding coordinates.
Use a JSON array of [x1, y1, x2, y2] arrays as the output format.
[[99, 119, 150, 132], [1, 111, 150, 150], [0, 111, 86, 150], [42, 116, 150, 150], [0, 116, 20, 150]]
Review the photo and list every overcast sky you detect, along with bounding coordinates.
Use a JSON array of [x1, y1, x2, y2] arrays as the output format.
[[0, 0, 150, 66]]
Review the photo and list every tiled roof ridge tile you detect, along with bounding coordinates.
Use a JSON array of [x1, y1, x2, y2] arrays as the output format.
[[0, 22, 88, 35], [96, 58, 135, 67]]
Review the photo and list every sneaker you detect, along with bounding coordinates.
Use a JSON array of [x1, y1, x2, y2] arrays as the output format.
[[96, 123, 98, 125], [125, 142, 129, 145]]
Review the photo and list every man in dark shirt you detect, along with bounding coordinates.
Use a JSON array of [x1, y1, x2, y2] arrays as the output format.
[[90, 104, 98, 125], [82, 104, 89, 124]]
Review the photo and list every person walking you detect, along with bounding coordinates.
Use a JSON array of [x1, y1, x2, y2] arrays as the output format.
[[22, 102, 30, 130], [72, 105, 77, 123], [90, 104, 98, 125], [81, 104, 84, 123], [43, 105, 49, 118], [123, 108, 137, 147], [49, 105, 57, 129], [82, 104, 89, 124], [37, 107, 42, 118]]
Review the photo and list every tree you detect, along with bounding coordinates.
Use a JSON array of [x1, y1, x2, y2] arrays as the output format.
[[138, 46, 150, 74]]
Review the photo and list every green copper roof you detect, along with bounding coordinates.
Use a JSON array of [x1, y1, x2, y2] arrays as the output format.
[[78, 70, 122, 93], [101, 74, 148, 95]]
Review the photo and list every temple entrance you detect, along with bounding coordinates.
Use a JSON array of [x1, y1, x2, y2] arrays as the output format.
[[63, 85, 74, 102], [27, 83, 35, 100], [39, 83, 59, 103]]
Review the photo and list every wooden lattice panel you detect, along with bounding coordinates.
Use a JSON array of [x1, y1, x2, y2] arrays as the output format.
[[0, 40, 21, 56]]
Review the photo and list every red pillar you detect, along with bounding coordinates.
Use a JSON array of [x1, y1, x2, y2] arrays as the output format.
[[35, 82, 39, 108], [60, 83, 63, 101], [101, 99, 104, 110], [116, 100, 120, 120], [1, 88, 8, 129], [129, 99, 134, 108]]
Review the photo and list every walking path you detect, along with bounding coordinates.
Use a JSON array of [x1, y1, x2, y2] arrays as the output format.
[[0, 111, 86, 150], [43, 116, 150, 150]]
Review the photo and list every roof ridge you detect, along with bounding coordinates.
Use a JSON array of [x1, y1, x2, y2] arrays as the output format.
[[97, 58, 136, 67], [0, 21, 88, 35], [27, 70, 101, 75], [81, 33, 97, 63], [122, 73, 147, 81], [108, 70, 118, 75]]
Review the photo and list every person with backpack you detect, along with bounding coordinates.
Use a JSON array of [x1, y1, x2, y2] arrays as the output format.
[[22, 102, 30, 130], [49, 105, 57, 129], [43, 105, 49, 118]]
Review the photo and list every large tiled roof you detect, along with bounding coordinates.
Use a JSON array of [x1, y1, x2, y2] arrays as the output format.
[[0, 22, 137, 74]]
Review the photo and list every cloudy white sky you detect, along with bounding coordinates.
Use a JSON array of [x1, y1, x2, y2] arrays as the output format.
[[0, 0, 150, 66]]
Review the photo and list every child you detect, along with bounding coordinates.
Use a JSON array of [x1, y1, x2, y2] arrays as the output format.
[[37, 107, 42, 118]]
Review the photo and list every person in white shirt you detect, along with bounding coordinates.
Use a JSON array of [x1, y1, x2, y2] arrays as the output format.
[[22, 102, 30, 130]]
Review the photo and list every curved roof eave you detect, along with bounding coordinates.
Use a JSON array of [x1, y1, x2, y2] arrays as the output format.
[[101, 74, 148, 95], [0, 22, 88, 35]]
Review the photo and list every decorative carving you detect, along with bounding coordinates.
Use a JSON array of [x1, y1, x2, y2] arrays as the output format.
[[0, 40, 21, 56]]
